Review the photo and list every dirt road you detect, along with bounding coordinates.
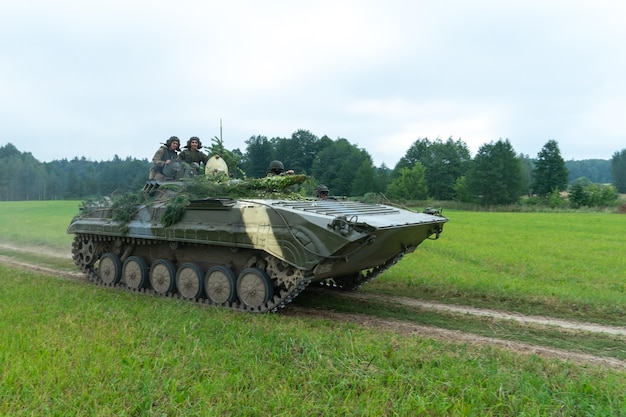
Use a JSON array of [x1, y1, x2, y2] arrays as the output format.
[[1, 243, 624, 370]]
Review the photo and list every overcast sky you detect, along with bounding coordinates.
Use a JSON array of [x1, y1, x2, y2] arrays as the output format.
[[1, 0, 625, 167]]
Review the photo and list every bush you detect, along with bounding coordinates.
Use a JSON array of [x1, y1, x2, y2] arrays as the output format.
[[548, 188, 566, 209], [568, 177, 618, 208]]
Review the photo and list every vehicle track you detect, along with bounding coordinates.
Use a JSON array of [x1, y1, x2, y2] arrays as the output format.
[[1, 244, 625, 370], [336, 291, 626, 336], [281, 306, 626, 370]]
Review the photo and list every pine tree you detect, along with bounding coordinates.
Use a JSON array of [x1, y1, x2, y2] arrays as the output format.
[[610, 148, 626, 193], [466, 139, 524, 205], [532, 139, 568, 197]]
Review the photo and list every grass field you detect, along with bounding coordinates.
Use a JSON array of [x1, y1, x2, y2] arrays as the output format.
[[0, 200, 77, 251], [0, 201, 625, 415], [2, 201, 621, 324], [369, 210, 625, 325], [2, 266, 625, 416]]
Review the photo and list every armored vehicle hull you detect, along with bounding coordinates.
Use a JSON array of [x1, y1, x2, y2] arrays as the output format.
[[68, 181, 447, 312]]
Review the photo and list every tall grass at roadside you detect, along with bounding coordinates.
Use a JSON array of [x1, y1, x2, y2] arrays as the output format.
[[1, 266, 624, 416], [368, 210, 625, 325]]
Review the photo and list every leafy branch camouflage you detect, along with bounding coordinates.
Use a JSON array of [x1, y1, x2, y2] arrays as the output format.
[[77, 174, 310, 228]]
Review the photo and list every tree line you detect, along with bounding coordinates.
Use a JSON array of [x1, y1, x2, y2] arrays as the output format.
[[0, 143, 149, 200], [1, 132, 624, 207]]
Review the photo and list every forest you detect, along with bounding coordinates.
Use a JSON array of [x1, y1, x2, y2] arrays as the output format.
[[1, 130, 624, 207]]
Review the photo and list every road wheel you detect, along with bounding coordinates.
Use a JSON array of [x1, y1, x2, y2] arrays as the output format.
[[149, 259, 176, 295], [237, 267, 273, 309], [99, 253, 122, 285], [204, 265, 237, 304], [123, 256, 148, 290], [176, 262, 204, 299]]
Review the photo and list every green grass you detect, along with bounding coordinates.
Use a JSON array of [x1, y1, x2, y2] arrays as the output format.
[[0, 246, 75, 271], [0, 200, 78, 252], [0, 202, 624, 325], [1, 201, 626, 414], [367, 210, 625, 325], [0, 202, 624, 324], [1, 266, 625, 416], [294, 290, 626, 362]]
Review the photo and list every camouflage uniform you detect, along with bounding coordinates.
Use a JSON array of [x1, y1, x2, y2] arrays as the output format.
[[178, 137, 209, 176], [179, 149, 209, 175], [150, 137, 180, 181]]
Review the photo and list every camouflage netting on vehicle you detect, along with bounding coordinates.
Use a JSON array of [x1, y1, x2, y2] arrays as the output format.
[[164, 173, 309, 199], [158, 174, 309, 226], [79, 174, 310, 228]]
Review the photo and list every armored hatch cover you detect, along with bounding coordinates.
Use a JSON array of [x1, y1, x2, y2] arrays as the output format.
[[270, 199, 445, 229]]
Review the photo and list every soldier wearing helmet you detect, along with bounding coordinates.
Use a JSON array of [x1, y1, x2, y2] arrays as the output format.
[[179, 136, 209, 175], [150, 136, 181, 181], [315, 184, 330, 199], [266, 160, 294, 176]]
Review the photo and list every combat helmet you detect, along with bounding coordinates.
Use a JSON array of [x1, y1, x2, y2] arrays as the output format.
[[185, 136, 203, 149], [316, 184, 329, 198], [267, 160, 285, 175], [165, 136, 180, 148]]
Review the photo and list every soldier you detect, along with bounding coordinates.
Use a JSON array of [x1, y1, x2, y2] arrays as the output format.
[[150, 136, 181, 181], [315, 184, 329, 199], [179, 136, 209, 176], [266, 160, 294, 176]]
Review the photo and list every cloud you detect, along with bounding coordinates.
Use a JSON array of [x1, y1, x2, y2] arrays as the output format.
[[1, 0, 626, 166]]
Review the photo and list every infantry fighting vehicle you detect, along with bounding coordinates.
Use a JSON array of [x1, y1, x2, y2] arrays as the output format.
[[68, 157, 448, 312]]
